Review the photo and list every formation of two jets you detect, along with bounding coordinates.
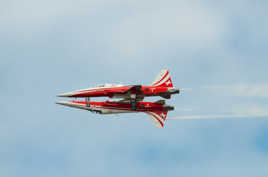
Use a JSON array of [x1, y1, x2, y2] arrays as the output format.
[[57, 69, 180, 128]]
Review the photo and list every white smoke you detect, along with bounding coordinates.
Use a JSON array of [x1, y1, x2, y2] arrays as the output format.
[[169, 113, 268, 120]]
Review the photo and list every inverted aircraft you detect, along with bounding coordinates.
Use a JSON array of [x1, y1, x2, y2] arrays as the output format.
[[56, 99, 174, 128]]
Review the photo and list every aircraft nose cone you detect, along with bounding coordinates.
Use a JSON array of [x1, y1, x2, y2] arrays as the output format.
[[57, 92, 76, 97], [56, 101, 69, 105]]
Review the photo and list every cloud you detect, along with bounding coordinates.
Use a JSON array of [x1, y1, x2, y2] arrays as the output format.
[[1, 0, 228, 65], [202, 84, 268, 98], [107, 3, 226, 50], [169, 113, 268, 120]]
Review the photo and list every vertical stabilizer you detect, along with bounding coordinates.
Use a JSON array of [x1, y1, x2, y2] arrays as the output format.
[[146, 111, 168, 128], [152, 69, 173, 87]]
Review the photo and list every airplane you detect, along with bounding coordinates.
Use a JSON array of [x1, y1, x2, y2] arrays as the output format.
[[56, 99, 174, 128], [57, 69, 180, 110]]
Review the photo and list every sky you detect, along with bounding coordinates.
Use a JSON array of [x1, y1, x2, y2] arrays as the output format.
[[1, 0, 268, 176]]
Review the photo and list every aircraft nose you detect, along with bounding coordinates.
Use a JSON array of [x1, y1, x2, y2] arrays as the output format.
[[56, 101, 70, 105], [57, 92, 76, 97]]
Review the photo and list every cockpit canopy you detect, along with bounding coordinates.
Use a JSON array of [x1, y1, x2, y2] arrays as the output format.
[[95, 83, 124, 88]]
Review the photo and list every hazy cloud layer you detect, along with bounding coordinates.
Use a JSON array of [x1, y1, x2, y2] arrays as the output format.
[[203, 84, 268, 98]]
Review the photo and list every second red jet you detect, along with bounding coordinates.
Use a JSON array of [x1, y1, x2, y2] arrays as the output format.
[[56, 99, 174, 128]]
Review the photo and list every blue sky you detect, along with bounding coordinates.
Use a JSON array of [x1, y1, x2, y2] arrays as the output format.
[[1, 0, 268, 176]]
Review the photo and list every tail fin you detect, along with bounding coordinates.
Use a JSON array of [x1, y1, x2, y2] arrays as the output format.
[[152, 69, 173, 87], [146, 111, 168, 128]]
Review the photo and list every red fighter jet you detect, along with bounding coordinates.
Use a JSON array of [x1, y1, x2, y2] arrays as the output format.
[[57, 69, 180, 110], [56, 99, 174, 128]]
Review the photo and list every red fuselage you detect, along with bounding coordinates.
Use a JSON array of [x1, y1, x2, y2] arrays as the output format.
[[56, 99, 174, 128], [69, 100, 174, 112], [58, 85, 179, 99]]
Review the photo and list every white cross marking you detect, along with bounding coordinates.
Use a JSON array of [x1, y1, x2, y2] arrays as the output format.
[[166, 80, 171, 86]]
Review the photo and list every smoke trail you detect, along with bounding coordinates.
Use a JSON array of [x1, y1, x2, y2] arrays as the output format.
[[168, 114, 268, 120], [180, 88, 193, 92]]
